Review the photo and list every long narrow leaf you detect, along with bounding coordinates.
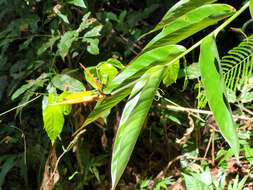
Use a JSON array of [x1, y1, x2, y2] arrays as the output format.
[[199, 35, 239, 158], [105, 45, 186, 93], [111, 65, 165, 190], [144, 4, 235, 52], [143, 0, 217, 37]]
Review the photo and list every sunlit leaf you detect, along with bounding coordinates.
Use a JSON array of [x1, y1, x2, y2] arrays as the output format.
[[111, 65, 165, 189], [144, 4, 235, 51], [199, 35, 239, 158], [106, 45, 186, 93], [250, 0, 253, 18], [43, 93, 65, 144], [163, 60, 180, 87], [143, 0, 217, 37]]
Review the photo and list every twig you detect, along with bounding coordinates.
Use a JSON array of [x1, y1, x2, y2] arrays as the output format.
[[0, 95, 42, 117], [166, 104, 253, 121]]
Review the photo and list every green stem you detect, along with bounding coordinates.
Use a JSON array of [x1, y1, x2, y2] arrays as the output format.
[[165, 1, 250, 67]]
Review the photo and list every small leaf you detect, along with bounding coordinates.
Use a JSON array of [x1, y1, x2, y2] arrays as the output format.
[[163, 60, 180, 87], [144, 4, 235, 51], [51, 74, 85, 92], [57, 31, 79, 59], [111, 65, 165, 189], [83, 38, 99, 55], [43, 93, 65, 144], [84, 25, 103, 38], [199, 35, 239, 158], [37, 36, 60, 55], [106, 45, 186, 93], [57, 12, 70, 24], [66, 0, 86, 8]]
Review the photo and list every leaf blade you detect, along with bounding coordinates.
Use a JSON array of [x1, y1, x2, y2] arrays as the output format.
[[199, 35, 239, 158], [105, 45, 186, 93], [144, 4, 235, 51], [111, 65, 165, 189], [143, 0, 217, 36]]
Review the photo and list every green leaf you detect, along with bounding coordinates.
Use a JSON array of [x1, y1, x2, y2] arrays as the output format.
[[66, 0, 86, 8], [199, 35, 239, 158], [37, 36, 60, 55], [83, 38, 99, 55], [51, 74, 85, 92], [83, 87, 132, 127], [143, 0, 217, 37], [111, 65, 165, 189], [57, 12, 70, 24], [57, 31, 79, 59], [106, 45, 186, 93], [163, 60, 180, 87], [144, 4, 235, 52], [11, 83, 34, 100], [250, 0, 253, 18], [0, 156, 16, 188], [84, 25, 103, 38], [43, 93, 65, 144]]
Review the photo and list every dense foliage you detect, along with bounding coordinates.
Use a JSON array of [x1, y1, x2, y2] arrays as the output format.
[[1, 0, 253, 189]]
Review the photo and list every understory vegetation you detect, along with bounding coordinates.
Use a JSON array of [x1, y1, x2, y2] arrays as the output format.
[[1, 0, 253, 189]]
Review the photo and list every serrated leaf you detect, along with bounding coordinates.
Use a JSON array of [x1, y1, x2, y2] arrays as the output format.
[[143, 0, 217, 37], [106, 45, 186, 93], [199, 35, 239, 158], [51, 74, 85, 92], [57, 31, 79, 59], [144, 4, 235, 51], [111, 65, 165, 189], [163, 60, 179, 87], [43, 93, 65, 144], [66, 0, 86, 8]]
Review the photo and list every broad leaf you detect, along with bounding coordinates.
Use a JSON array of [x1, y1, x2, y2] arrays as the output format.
[[57, 31, 79, 59], [111, 65, 165, 189], [250, 0, 253, 18], [106, 45, 186, 93], [199, 35, 239, 158], [51, 74, 85, 92], [143, 0, 217, 36], [43, 93, 65, 144], [144, 4, 235, 52]]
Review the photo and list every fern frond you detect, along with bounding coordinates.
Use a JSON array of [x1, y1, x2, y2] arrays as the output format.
[[221, 35, 253, 92]]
